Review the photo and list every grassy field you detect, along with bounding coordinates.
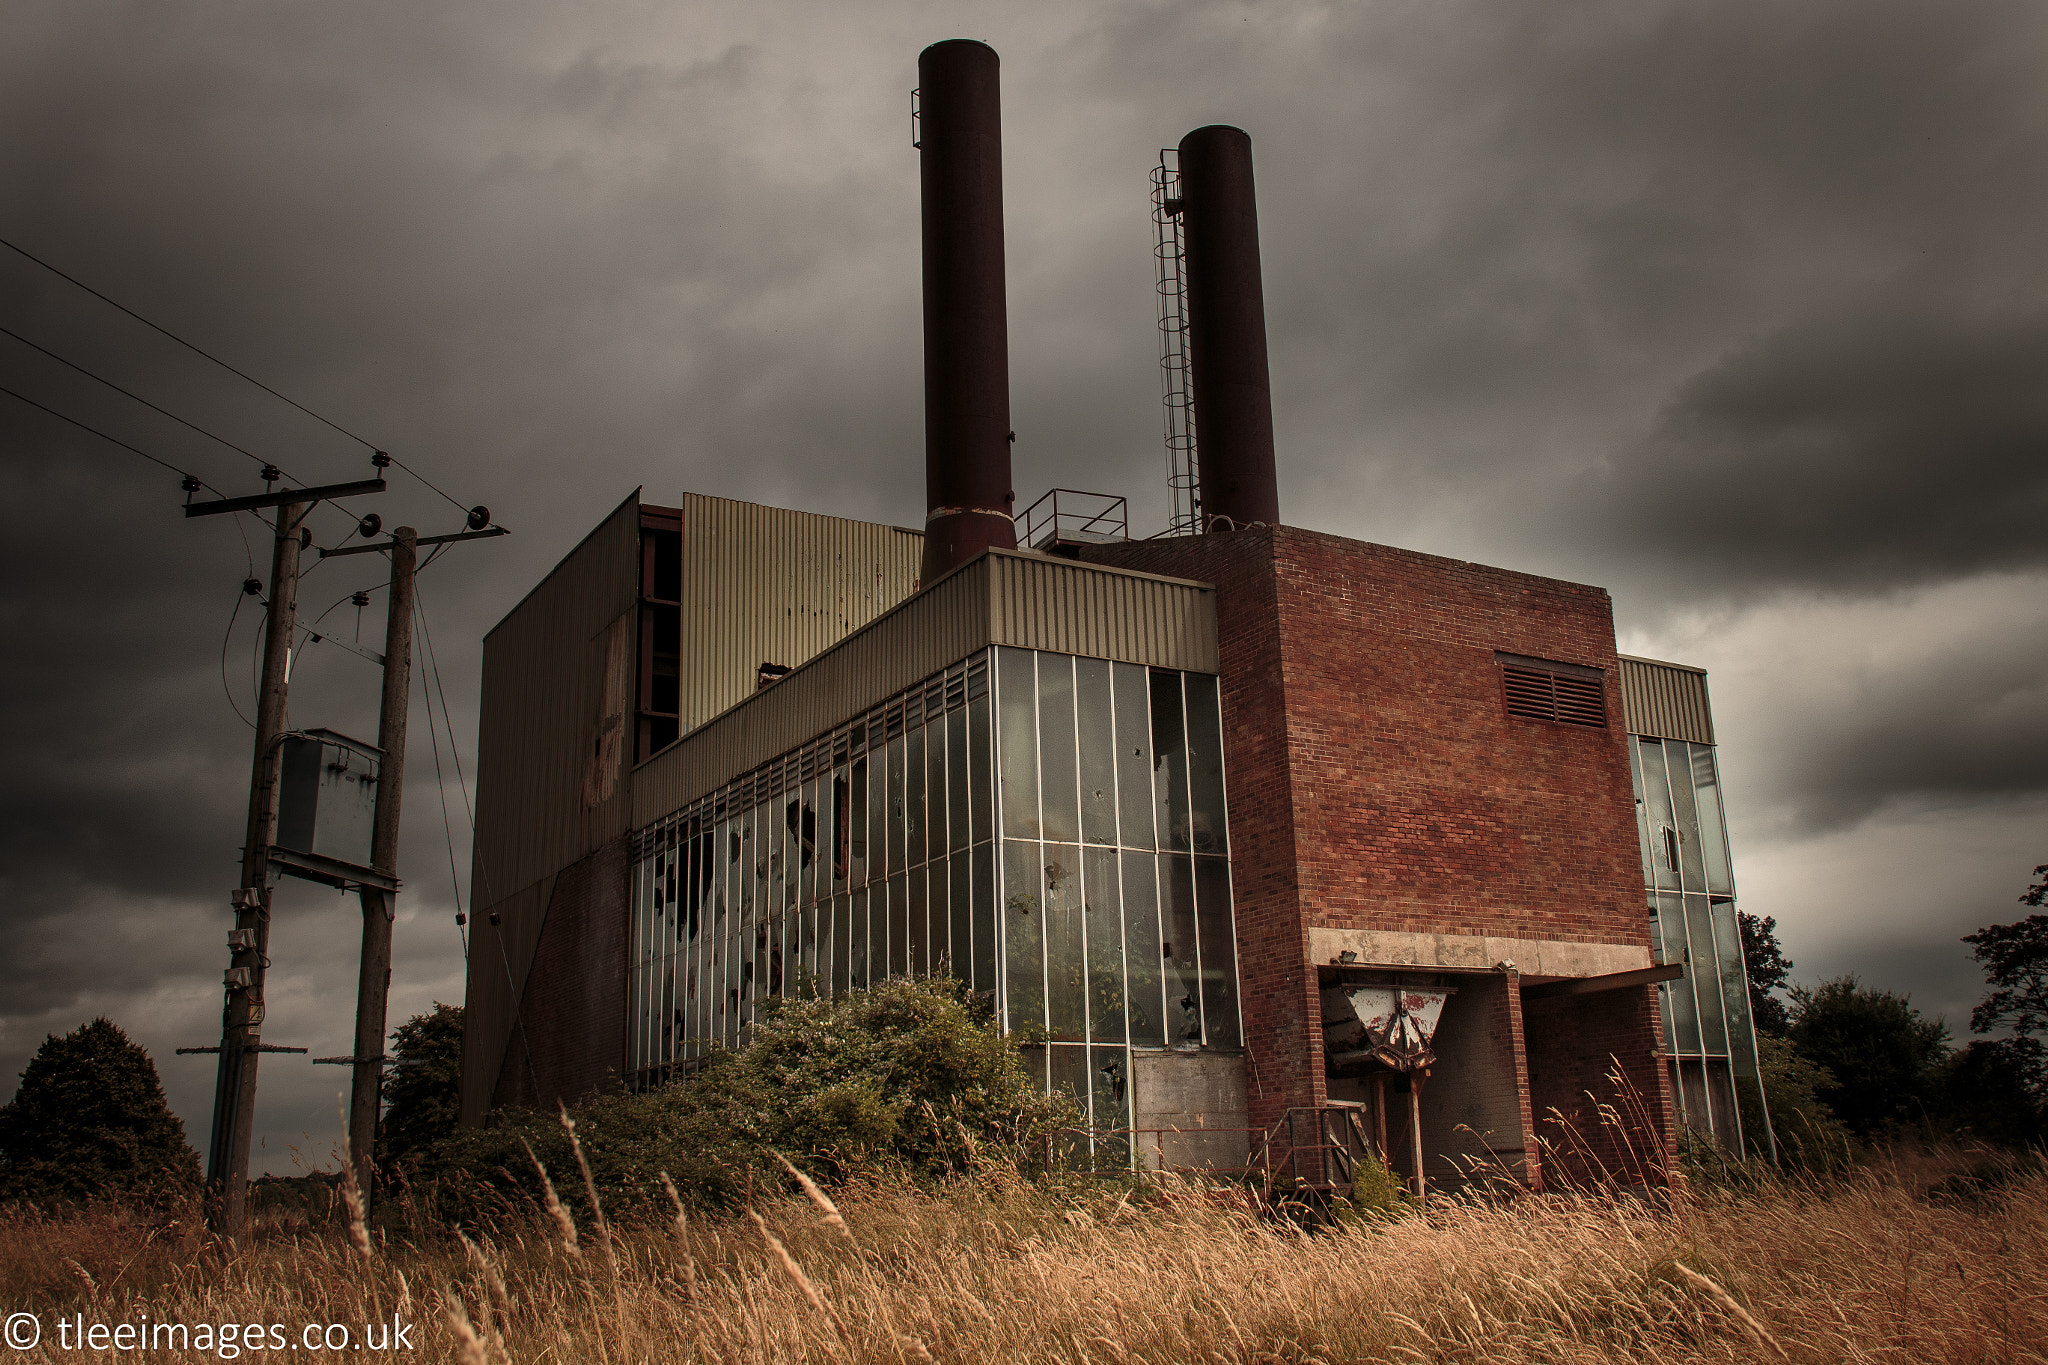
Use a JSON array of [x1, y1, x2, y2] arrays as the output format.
[[1, 1147, 2041, 1363]]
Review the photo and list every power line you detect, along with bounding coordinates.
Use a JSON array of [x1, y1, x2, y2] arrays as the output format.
[[6, 324, 274, 476], [2, 382, 204, 484], [1, 234, 475, 518], [1, 325, 369, 535], [413, 588, 470, 961], [2, 382, 332, 561]]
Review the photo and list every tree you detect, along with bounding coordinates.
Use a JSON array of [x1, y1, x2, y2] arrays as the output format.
[[1742, 1033, 1851, 1167], [376, 1003, 464, 1176], [1738, 912, 1794, 1036], [1951, 888, 2048, 1143], [1963, 911, 2048, 1041], [0, 1018, 199, 1206], [1786, 976, 1949, 1140], [1940, 1037, 2046, 1147]]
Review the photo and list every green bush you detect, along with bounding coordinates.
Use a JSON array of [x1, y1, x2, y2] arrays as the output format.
[[0, 1018, 199, 1208], [1745, 1033, 1854, 1169], [421, 976, 1072, 1220]]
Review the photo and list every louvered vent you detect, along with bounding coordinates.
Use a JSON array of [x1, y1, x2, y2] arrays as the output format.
[[1502, 664, 1607, 728]]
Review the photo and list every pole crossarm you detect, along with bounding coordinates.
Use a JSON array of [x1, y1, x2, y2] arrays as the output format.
[[184, 478, 387, 517], [312, 1054, 390, 1066], [268, 845, 400, 892], [177, 1045, 308, 1055], [318, 525, 508, 557]]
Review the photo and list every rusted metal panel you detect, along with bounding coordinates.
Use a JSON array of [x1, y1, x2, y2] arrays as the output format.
[[633, 549, 1218, 826], [1618, 654, 1715, 744], [465, 495, 641, 1125], [473, 494, 641, 909], [672, 494, 924, 735]]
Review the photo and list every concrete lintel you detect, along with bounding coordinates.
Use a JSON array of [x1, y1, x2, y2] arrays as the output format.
[[1307, 928, 1649, 980]]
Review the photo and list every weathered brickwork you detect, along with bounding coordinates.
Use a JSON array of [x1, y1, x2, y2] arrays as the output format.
[[1524, 987, 1671, 1187], [490, 836, 630, 1113], [1087, 526, 1671, 1173]]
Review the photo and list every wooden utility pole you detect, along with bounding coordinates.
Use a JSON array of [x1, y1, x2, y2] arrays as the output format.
[[347, 527, 415, 1205], [206, 498, 308, 1234]]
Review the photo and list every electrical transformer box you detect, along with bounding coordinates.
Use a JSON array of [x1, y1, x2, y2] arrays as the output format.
[[275, 730, 380, 873]]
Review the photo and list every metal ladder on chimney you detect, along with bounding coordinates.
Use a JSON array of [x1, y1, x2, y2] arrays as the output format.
[[1153, 149, 1200, 536]]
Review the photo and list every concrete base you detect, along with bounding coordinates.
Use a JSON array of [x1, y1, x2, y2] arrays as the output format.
[[1130, 1049, 1251, 1171]]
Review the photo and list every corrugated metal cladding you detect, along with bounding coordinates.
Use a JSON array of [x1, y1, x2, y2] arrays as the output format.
[[672, 494, 925, 734], [464, 493, 642, 1123], [633, 549, 1218, 826], [1618, 655, 1716, 745]]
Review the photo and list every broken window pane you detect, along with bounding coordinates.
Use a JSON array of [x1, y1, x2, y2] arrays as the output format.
[[1114, 662, 1155, 851], [1090, 1044, 1132, 1168], [1049, 1044, 1091, 1162], [1121, 851, 1164, 1048], [1076, 656, 1118, 846], [1151, 671, 1191, 853], [1194, 855, 1240, 1048], [1159, 852, 1202, 1045]]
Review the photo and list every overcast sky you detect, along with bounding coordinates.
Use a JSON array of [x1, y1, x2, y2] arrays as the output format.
[[3, 0, 2043, 1172]]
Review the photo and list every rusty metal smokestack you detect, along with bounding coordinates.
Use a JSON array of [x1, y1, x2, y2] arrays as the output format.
[[1178, 124, 1281, 529], [918, 39, 1016, 583]]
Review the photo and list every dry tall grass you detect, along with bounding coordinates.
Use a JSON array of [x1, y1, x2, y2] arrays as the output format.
[[3, 1149, 2041, 1363]]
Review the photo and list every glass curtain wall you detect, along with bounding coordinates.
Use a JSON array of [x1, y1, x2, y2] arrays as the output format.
[[992, 646, 1240, 1167], [1628, 734, 1774, 1158], [629, 654, 997, 1086], [628, 646, 1243, 1169]]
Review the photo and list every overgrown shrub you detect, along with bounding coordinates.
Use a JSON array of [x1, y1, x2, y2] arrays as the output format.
[[418, 976, 1072, 1220]]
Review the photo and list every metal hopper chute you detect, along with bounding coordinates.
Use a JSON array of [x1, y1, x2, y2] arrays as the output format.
[[1322, 983, 1454, 1073]]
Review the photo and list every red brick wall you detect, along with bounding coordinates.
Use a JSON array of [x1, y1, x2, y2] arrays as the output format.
[[490, 835, 630, 1113], [1523, 987, 1672, 1188], [1087, 527, 1667, 1152]]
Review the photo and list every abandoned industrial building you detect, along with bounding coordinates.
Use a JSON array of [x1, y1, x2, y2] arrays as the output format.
[[459, 39, 1773, 1189]]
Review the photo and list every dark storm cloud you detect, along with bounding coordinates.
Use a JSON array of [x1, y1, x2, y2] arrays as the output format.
[[1575, 302, 2048, 598]]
